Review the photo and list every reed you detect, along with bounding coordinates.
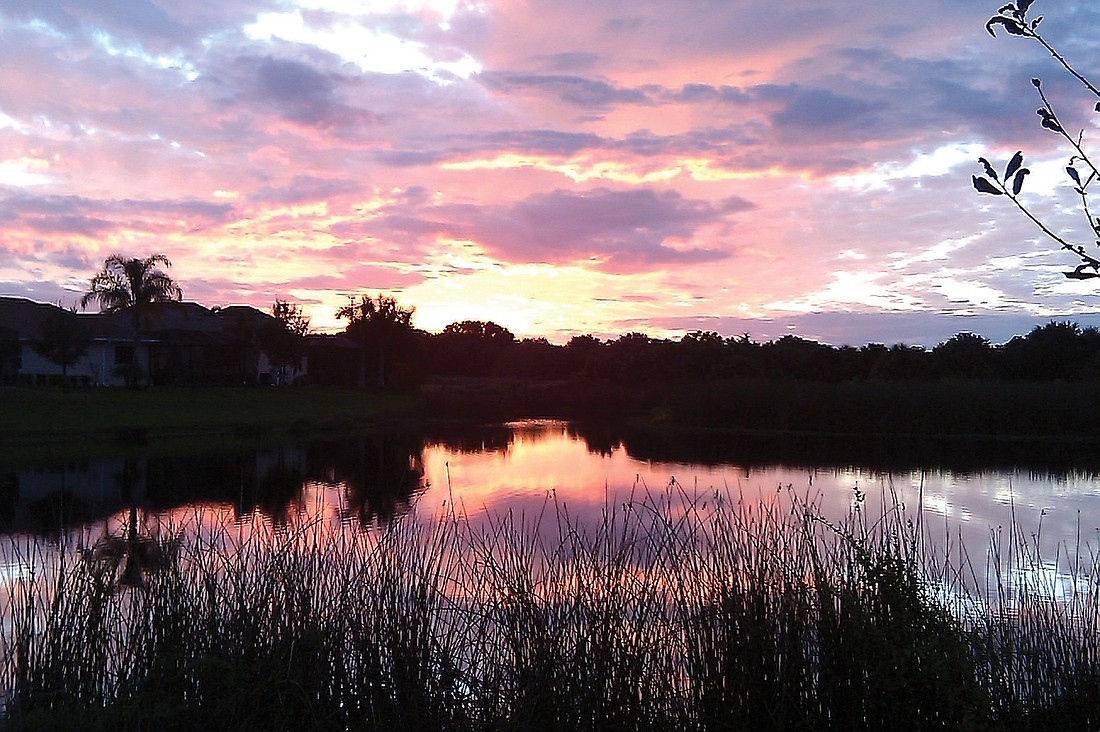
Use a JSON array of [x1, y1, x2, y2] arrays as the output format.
[[1, 483, 1096, 730]]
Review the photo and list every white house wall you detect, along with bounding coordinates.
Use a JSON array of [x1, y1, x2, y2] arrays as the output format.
[[19, 340, 150, 386]]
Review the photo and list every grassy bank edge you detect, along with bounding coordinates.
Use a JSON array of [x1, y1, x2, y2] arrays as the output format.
[[8, 377, 1100, 462]]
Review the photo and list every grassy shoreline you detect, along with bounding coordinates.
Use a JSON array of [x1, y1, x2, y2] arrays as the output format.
[[7, 378, 1100, 468]]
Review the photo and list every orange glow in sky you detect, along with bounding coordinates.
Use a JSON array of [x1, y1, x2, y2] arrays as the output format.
[[3, 1, 1100, 345]]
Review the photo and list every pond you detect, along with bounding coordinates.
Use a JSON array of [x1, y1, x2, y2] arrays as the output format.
[[2, 420, 1098, 726], [2, 419, 1098, 599]]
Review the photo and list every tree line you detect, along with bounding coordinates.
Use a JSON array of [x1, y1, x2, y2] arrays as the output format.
[[410, 320, 1100, 385], [326, 295, 1100, 386], [53, 255, 1100, 389]]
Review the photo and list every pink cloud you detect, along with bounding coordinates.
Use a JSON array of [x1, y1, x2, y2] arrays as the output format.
[[1, 0, 1098, 342]]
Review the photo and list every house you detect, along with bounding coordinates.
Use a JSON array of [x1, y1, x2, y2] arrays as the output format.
[[0, 297, 313, 386], [0, 297, 132, 386], [0, 324, 20, 385]]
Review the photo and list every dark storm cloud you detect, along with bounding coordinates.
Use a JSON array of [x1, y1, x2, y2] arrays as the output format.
[[466, 27, 1086, 165], [764, 86, 883, 133], [476, 129, 606, 155], [771, 46, 1069, 148], [670, 84, 752, 104], [532, 52, 601, 72], [333, 187, 754, 273], [374, 150, 448, 167]]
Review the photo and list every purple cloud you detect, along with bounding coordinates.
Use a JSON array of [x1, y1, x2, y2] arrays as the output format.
[[0, 191, 235, 236], [363, 187, 754, 273]]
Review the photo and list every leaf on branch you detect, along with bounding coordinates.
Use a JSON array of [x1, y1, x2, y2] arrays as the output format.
[[1095, 101, 1100, 113], [1012, 168, 1030, 195], [1019, 0, 1035, 15], [1065, 265, 1100, 280], [1032, 78, 1042, 88], [978, 157, 999, 180], [1005, 151, 1024, 179], [973, 175, 1003, 195], [1031, 15, 1043, 29], [986, 16, 1028, 37], [1037, 108, 1063, 132]]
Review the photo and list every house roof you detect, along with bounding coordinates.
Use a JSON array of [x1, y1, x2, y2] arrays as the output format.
[[118, 301, 222, 334], [305, 333, 361, 350], [0, 297, 71, 338], [215, 304, 277, 338], [0, 297, 279, 344], [0, 297, 137, 340]]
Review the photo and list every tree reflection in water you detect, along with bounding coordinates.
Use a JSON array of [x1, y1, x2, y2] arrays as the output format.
[[308, 434, 428, 526], [8, 418, 1100, 543], [252, 447, 308, 526], [82, 459, 175, 590]]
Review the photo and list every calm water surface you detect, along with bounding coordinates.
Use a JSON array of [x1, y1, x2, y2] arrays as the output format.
[[432, 422, 1100, 597], [2, 419, 1099, 599]]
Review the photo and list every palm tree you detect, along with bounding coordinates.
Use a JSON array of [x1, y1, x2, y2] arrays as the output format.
[[80, 254, 182, 385]]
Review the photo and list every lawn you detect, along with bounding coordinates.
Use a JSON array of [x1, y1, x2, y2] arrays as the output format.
[[0, 386, 417, 443]]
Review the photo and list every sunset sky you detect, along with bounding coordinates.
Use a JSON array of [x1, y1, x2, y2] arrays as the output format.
[[3, 0, 1100, 346]]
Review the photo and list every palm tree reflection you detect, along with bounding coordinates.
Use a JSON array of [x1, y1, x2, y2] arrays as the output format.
[[83, 459, 174, 589]]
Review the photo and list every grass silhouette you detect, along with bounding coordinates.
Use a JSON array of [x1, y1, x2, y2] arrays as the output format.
[[1, 482, 1097, 730]]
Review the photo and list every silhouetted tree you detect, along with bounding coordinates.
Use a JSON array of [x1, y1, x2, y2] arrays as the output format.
[[259, 299, 311, 384], [80, 254, 182, 386], [677, 331, 730, 379], [564, 334, 605, 375], [932, 332, 995, 378], [434, 320, 517, 376], [974, 1, 1100, 278], [1002, 321, 1100, 379], [442, 320, 516, 344], [336, 293, 415, 388], [607, 332, 676, 382], [500, 337, 566, 379], [764, 335, 840, 380], [30, 305, 91, 385]]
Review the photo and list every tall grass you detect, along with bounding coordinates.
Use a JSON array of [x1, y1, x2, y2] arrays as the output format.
[[1, 483, 1097, 730]]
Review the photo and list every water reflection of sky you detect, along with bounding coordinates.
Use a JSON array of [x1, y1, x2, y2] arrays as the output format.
[[421, 420, 1100, 604], [3, 420, 1099, 606], [424, 420, 1100, 530]]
